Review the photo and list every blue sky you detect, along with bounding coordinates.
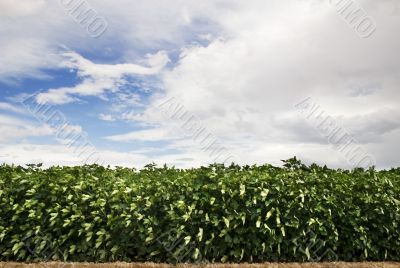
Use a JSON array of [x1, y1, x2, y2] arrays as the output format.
[[0, 0, 399, 168]]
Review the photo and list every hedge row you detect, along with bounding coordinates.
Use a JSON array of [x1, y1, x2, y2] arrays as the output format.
[[0, 158, 399, 263]]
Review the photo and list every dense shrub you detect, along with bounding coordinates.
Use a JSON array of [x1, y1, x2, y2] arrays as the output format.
[[0, 158, 399, 263]]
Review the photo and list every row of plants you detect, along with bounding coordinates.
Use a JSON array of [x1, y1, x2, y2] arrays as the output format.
[[0, 158, 399, 263]]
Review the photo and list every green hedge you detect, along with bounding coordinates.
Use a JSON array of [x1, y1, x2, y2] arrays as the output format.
[[0, 158, 399, 263]]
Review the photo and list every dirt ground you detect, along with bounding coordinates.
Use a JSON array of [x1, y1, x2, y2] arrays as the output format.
[[1, 262, 400, 268]]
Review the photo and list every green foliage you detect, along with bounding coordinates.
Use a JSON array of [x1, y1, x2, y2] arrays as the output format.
[[0, 159, 399, 263]]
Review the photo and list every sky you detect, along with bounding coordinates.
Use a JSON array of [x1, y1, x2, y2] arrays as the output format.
[[0, 0, 399, 169]]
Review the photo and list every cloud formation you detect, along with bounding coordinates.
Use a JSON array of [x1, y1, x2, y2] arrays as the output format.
[[0, 0, 399, 168], [36, 51, 169, 104]]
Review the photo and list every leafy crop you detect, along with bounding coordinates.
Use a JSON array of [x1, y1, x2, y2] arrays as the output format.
[[0, 158, 399, 263]]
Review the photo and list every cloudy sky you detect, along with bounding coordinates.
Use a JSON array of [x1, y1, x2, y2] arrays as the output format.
[[0, 0, 399, 169]]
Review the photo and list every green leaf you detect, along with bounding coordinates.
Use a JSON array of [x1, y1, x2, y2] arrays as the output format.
[[240, 184, 246, 196], [256, 218, 261, 228], [193, 248, 200, 260], [223, 217, 230, 228], [261, 189, 269, 197], [266, 208, 275, 220], [197, 228, 203, 241], [95, 241, 102, 249], [184, 236, 191, 245]]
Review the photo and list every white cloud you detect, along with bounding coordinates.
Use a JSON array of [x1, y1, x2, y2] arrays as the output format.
[[122, 0, 400, 168], [0, 0, 45, 17], [0, 102, 28, 114], [0, 0, 222, 82], [98, 113, 115, 122], [0, 142, 211, 168], [0, 38, 59, 83], [35, 51, 169, 104], [87, 0, 227, 50], [61, 51, 170, 78], [105, 127, 177, 142], [0, 111, 84, 145], [0, 114, 54, 143]]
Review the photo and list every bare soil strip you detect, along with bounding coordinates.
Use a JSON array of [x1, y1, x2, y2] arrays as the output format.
[[1, 262, 400, 268]]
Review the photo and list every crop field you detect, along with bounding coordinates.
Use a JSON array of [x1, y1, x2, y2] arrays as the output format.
[[0, 158, 399, 265], [1, 261, 400, 268]]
